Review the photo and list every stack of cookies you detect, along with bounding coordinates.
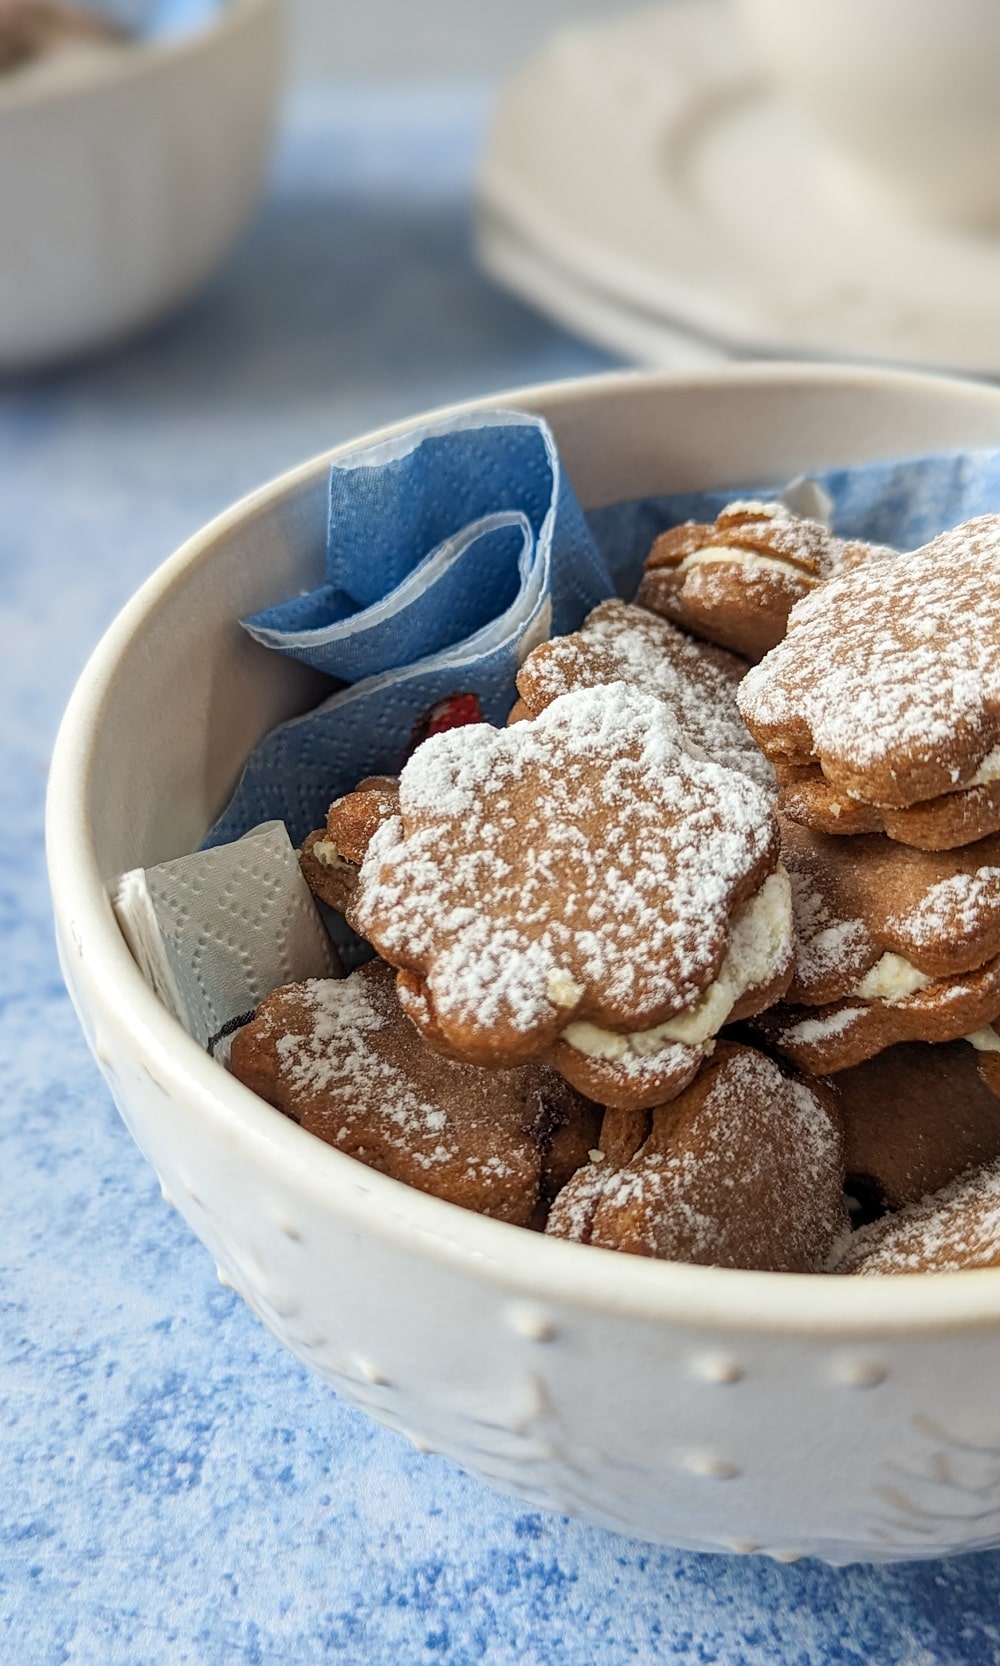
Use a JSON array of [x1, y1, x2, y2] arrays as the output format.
[[229, 501, 1000, 1278], [734, 512, 1000, 1271], [636, 498, 895, 661], [236, 669, 849, 1273]]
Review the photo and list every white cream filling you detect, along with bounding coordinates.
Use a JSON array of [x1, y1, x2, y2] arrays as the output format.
[[562, 867, 793, 1060], [546, 968, 586, 1009], [965, 1026, 1000, 1052], [311, 837, 351, 871], [677, 545, 801, 578], [849, 952, 934, 1002], [968, 746, 1000, 787]]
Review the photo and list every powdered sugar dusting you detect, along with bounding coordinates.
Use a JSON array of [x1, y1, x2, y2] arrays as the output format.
[[231, 965, 603, 1224], [351, 683, 779, 1051], [516, 600, 775, 793], [713, 1048, 842, 1187], [547, 1046, 843, 1271], [787, 864, 869, 995], [658, 500, 894, 577], [712, 503, 844, 571], [838, 1159, 1000, 1274], [739, 514, 1000, 792], [274, 976, 494, 1169], [781, 1006, 867, 1044], [894, 867, 1000, 950], [556, 1152, 721, 1258]]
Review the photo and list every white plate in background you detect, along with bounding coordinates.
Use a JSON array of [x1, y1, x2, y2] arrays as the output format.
[[476, 0, 1000, 372]]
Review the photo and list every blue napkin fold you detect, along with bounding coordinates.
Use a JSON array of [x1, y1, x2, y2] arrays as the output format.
[[207, 411, 615, 846], [205, 437, 1000, 851], [243, 410, 613, 678], [245, 513, 529, 682], [586, 447, 1000, 600]]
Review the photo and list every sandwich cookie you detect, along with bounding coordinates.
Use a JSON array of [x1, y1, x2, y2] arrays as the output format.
[[637, 499, 892, 662], [346, 683, 794, 1109]]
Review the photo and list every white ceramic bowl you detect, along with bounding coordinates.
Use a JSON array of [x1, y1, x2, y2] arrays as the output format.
[[0, 0, 282, 372], [47, 365, 1000, 1565]]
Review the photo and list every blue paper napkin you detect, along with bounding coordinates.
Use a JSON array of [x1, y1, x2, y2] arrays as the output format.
[[205, 436, 1000, 851], [586, 447, 1000, 601], [207, 411, 615, 846], [243, 409, 614, 677]]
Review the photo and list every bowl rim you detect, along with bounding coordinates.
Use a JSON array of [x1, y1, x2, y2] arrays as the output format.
[[0, 0, 277, 115], [47, 360, 1000, 1338]]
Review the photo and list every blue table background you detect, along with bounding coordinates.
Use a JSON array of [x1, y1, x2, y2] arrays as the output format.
[[4, 85, 1000, 1665]]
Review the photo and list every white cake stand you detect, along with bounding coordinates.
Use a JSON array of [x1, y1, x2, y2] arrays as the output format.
[[476, 0, 1000, 372]]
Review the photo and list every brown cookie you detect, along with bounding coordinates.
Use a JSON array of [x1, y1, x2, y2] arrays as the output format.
[[776, 761, 1000, 851], [299, 775, 399, 911], [782, 817, 1000, 1004], [833, 1157, 1000, 1274], [299, 831, 358, 913], [830, 1041, 1000, 1213], [754, 954, 1000, 1074], [533, 1070, 606, 1202], [974, 1037, 1000, 1100], [738, 514, 1000, 838], [636, 500, 892, 662], [348, 682, 792, 1109], [773, 761, 886, 838], [229, 960, 601, 1225], [514, 598, 775, 793], [545, 1044, 847, 1271]]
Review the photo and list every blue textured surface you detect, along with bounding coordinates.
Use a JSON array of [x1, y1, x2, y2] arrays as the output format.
[[5, 84, 1000, 1665]]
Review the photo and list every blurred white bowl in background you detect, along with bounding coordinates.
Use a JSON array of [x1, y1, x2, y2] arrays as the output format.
[[0, 0, 283, 372]]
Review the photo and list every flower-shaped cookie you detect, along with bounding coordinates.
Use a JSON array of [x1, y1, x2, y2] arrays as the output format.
[[831, 1041, 1000, 1215], [834, 1158, 1000, 1274], [766, 812, 1000, 1101], [781, 817, 1000, 1005], [229, 960, 601, 1225], [299, 775, 399, 912], [636, 500, 892, 662], [348, 682, 793, 1109], [545, 1044, 846, 1271], [514, 598, 775, 793], [739, 514, 1000, 847], [754, 957, 1000, 1076]]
